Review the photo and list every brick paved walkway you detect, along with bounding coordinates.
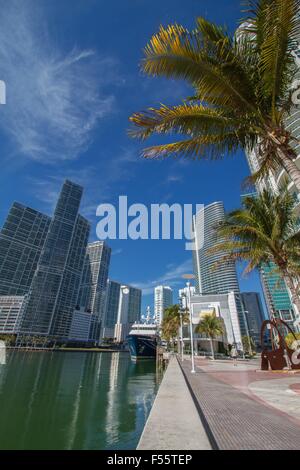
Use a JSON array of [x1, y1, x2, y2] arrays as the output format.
[[180, 359, 300, 450]]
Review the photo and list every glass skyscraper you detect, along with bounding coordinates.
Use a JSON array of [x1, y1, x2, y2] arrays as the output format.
[[20, 181, 90, 339], [240, 292, 266, 347], [50, 214, 90, 339], [102, 281, 142, 342], [260, 265, 296, 328], [77, 241, 111, 343], [102, 280, 121, 339], [193, 202, 241, 295], [127, 286, 142, 324], [0, 203, 51, 296], [192, 202, 247, 336], [244, 47, 300, 331], [114, 284, 142, 343]]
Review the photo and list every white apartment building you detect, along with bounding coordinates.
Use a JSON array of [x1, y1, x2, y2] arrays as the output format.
[[114, 285, 142, 343], [154, 286, 173, 325]]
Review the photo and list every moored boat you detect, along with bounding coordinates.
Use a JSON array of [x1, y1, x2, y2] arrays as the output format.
[[127, 323, 158, 361]]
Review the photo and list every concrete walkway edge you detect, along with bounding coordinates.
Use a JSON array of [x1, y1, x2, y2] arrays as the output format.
[[177, 358, 219, 450], [137, 356, 212, 450]]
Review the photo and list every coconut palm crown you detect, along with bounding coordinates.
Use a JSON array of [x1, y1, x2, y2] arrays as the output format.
[[195, 313, 224, 359], [161, 304, 189, 344], [129, 0, 300, 190], [211, 187, 300, 314]]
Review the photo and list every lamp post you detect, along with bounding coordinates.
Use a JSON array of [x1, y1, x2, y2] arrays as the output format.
[[239, 295, 253, 357], [244, 310, 253, 356], [182, 274, 196, 374], [179, 307, 184, 362]]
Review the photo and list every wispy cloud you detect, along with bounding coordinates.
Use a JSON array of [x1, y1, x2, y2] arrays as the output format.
[[0, 0, 119, 162], [132, 258, 193, 296], [167, 174, 183, 183], [112, 249, 123, 256], [28, 147, 141, 216]]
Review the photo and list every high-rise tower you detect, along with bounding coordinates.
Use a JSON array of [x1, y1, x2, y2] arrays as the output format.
[[20, 181, 90, 339], [192, 202, 247, 336], [77, 241, 111, 342], [0, 203, 51, 296], [193, 202, 240, 295], [154, 286, 173, 325]]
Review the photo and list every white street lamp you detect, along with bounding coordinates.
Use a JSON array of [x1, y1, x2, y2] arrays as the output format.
[[239, 295, 253, 357], [182, 274, 196, 374], [179, 307, 184, 362]]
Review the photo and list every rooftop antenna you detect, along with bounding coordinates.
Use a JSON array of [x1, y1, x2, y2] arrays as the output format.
[[146, 306, 151, 323]]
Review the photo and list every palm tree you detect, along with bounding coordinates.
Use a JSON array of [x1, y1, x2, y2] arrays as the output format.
[[195, 313, 224, 359], [242, 335, 256, 356], [212, 188, 300, 315], [129, 0, 300, 191], [161, 304, 188, 350]]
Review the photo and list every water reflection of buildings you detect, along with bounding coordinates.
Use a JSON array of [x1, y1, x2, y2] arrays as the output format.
[[0, 343, 6, 392], [105, 354, 158, 449], [0, 341, 6, 365], [126, 361, 159, 435], [0, 352, 157, 450]]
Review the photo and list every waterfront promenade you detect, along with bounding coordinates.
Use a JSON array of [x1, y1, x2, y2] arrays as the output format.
[[137, 356, 212, 450], [140, 355, 300, 450]]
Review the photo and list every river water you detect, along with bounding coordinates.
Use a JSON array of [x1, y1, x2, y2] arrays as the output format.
[[0, 350, 159, 450]]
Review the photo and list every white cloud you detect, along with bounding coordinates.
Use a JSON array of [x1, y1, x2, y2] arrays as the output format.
[[132, 258, 193, 296], [28, 147, 141, 216], [112, 248, 123, 256], [167, 174, 183, 183], [0, 0, 118, 162]]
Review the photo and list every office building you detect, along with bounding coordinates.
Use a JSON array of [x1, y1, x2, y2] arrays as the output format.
[[114, 285, 142, 343], [49, 214, 90, 339], [154, 286, 173, 325], [244, 46, 300, 331], [240, 292, 266, 347], [0, 203, 50, 296], [192, 202, 247, 336], [192, 202, 240, 295], [68, 308, 92, 343], [77, 241, 111, 343], [0, 296, 27, 334], [260, 266, 296, 330], [20, 181, 90, 340], [101, 280, 121, 340]]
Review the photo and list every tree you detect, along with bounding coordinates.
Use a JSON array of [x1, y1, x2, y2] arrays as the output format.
[[129, 0, 300, 192], [0, 334, 16, 346], [195, 313, 224, 359], [285, 332, 300, 348], [212, 188, 300, 316], [242, 335, 256, 356], [161, 304, 188, 349]]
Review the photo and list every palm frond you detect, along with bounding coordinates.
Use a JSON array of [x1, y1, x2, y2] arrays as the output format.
[[212, 187, 300, 280], [243, 0, 300, 116], [139, 132, 244, 159], [142, 23, 258, 112], [129, 103, 245, 140]]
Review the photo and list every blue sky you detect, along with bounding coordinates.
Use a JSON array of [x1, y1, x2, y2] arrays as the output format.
[[0, 0, 266, 314]]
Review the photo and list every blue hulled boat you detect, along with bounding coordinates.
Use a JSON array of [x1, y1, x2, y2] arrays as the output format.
[[127, 323, 158, 361]]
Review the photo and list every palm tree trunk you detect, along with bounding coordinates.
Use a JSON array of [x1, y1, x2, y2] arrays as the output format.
[[284, 275, 300, 319], [277, 147, 300, 193], [209, 338, 215, 360]]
